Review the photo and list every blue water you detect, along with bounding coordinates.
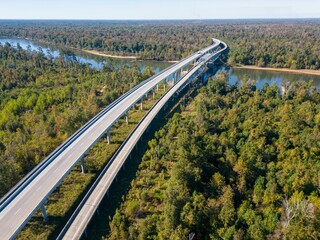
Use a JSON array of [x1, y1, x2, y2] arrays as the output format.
[[2, 38, 319, 88], [226, 67, 320, 89], [0, 38, 172, 72]]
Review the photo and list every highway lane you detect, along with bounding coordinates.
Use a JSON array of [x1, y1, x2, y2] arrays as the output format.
[[59, 41, 228, 239], [0, 40, 221, 239]]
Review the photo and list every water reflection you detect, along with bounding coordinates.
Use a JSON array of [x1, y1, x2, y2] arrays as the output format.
[[0, 38, 172, 72], [226, 67, 320, 89]]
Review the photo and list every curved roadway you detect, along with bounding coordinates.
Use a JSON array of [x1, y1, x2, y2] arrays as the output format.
[[59, 40, 228, 239], [0, 40, 222, 239]]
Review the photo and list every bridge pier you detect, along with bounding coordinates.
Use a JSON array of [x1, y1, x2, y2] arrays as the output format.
[[163, 81, 166, 92], [41, 204, 48, 222], [81, 158, 86, 174], [125, 111, 129, 124], [107, 130, 111, 144], [156, 84, 159, 92], [153, 90, 156, 99], [140, 98, 143, 110]]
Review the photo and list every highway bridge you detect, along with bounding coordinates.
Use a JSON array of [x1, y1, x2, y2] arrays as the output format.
[[0, 39, 227, 240]]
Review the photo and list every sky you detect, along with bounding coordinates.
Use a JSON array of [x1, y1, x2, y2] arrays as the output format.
[[1, 0, 320, 20]]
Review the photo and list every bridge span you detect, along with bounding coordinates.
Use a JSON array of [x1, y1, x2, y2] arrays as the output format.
[[0, 39, 227, 240]]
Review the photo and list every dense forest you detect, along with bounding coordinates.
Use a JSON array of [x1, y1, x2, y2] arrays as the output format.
[[1, 20, 320, 69], [108, 72, 320, 239], [0, 44, 155, 197]]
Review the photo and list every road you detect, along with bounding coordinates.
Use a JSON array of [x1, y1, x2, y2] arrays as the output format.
[[0, 40, 222, 239], [59, 40, 228, 239]]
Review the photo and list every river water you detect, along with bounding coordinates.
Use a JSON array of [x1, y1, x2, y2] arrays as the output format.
[[0, 38, 172, 72], [1, 38, 320, 89], [227, 67, 320, 89]]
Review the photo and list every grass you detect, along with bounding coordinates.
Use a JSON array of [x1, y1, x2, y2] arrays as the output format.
[[16, 89, 166, 240]]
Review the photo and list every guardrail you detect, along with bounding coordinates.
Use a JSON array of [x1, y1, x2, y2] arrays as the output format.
[[57, 59, 198, 240], [57, 40, 228, 239]]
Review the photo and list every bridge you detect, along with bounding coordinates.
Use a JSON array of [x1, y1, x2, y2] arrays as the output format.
[[0, 39, 227, 240]]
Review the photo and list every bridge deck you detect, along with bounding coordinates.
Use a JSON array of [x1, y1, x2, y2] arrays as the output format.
[[0, 40, 223, 239]]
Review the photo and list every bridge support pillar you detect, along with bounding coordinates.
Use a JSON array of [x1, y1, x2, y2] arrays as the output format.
[[153, 90, 155, 99], [156, 84, 159, 92], [107, 130, 111, 144], [140, 98, 143, 110], [163, 81, 166, 92], [41, 204, 48, 222], [174, 72, 178, 83], [81, 158, 86, 174], [125, 111, 129, 124]]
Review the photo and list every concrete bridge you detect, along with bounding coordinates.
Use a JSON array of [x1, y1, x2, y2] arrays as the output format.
[[0, 38, 227, 240]]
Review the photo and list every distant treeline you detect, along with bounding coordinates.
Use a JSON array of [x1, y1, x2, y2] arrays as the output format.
[[1, 20, 320, 69], [108, 72, 320, 239]]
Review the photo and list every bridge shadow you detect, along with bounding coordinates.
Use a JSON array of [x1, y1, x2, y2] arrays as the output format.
[[82, 66, 221, 240]]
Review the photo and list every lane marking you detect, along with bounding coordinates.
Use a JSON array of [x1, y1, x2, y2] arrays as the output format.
[[14, 208, 21, 216], [36, 185, 43, 192]]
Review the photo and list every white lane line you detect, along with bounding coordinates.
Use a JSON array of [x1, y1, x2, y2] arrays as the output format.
[[36, 185, 43, 192], [14, 208, 21, 216], [53, 167, 59, 174]]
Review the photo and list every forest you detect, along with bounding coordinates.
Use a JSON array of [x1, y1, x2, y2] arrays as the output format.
[[108, 72, 320, 239], [1, 19, 320, 69], [0, 43, 155, 198], [1, 20, 320, 239]]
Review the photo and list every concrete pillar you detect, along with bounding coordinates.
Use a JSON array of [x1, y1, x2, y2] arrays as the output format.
[[81, 158, 86, 174], [107, 130, 111, 144], [125, 111, 129, 124], [140, 98, 143, 110], [164, 82, 166, 92], [175, 72, 178, 83], [41, 205, 48, 222], [153, 90, 155, 99], [156, 84, 159, 92]]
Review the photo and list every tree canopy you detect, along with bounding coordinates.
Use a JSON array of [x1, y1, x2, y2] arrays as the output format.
[[108, 71, 320, 240]]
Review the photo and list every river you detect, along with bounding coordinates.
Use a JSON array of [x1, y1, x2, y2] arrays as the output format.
[[0, 38, 172, 72], [227, 67, 320, 89], [1, 38, 320, 89]]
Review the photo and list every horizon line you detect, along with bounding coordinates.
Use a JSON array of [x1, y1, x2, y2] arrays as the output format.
[[1, 17, 320, 21]]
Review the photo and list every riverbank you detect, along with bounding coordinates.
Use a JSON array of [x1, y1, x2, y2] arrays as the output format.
[[233, 65, 320, 76], [84, 49, 179, 63], [82, 49, 137, 59]]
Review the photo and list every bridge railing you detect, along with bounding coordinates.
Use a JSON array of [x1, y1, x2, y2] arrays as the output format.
[[57, 41, 228, 239], [0, 45, 200, 211]]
